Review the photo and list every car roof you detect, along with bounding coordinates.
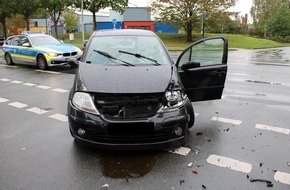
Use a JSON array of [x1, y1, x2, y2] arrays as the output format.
[[92, 29, 156, 37]]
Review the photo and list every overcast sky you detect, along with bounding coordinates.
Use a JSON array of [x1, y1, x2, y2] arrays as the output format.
[[128, 0, 253, 15]]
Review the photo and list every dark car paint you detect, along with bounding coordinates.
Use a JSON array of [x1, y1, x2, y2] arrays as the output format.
[[68, 29, 228, 150], [78, 63, 172, 93]]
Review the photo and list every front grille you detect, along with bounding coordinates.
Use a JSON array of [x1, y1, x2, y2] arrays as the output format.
[[94, 93, 163, 119], [63, 52, 77, 57], [93, 123, 168, 143]]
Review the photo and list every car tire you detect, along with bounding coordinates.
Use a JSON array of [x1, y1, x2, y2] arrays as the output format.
[[37, 54, 48, 70], [4, 53, 15, 65], [186, 100, 195, 129]]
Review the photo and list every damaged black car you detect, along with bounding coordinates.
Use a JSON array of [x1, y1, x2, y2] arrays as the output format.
[[67, 29, 228, 150]]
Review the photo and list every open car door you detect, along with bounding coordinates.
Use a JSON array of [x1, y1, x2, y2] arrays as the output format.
[[176, 37, 228, 102]]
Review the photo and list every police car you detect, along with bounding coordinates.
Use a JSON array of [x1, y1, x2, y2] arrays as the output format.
[[1, 33, 82, 70]]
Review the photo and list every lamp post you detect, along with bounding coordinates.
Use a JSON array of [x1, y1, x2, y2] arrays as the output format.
[[81, 0, 84, 44]]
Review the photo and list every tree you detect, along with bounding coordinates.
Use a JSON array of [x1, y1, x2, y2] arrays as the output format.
[[17, 0, 43, 31], [150, 0, 237, 42], [63, 10, 79, 33], [43, 0, 74, 38], [251, 0, 282, 38], [268, 3, 290, 37], [0, 0, 16, 38], [75, 0, 128, 31]]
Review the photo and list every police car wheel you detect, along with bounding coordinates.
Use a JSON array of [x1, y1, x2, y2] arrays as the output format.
[[37, 55, 48, 70], [5, 53, 14, 65]]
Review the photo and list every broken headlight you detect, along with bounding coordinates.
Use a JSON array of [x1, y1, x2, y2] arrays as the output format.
[[158, 90, 187, 113], [72, 92, 100, 115]]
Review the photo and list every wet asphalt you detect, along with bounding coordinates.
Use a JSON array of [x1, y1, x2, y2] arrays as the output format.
[[0, 48, 290, 189]]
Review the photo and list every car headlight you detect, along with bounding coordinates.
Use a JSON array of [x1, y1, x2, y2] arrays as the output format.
[[72, 92, 100, 115], [48, 52, 61, 57], [158, 90, 187, 113]]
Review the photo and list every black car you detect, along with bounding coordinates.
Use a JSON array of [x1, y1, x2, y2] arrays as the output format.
[[0, 34, 4, 46], [67, 29, 228, 150]]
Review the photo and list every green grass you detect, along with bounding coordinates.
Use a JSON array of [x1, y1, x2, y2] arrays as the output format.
[[58, 32, 290, 50]]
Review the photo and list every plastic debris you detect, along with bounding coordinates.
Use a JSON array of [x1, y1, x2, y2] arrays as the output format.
[[250, 178, 274, 187], [101, 184, 109, 190], [202, 184, 207, 189], [187, 162, 193, 168], [179, 180, 185, 185], [287, 162, 290, 167]]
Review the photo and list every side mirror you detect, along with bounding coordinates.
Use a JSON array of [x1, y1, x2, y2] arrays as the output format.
[[181, 61, 201, 71], [83, 40, 88, 48]]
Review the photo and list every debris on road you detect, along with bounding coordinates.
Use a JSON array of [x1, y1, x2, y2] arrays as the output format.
[[250, 178, 274, 187], [129, 172, 141, 178], [287, 162, 290, 167], [196, 132, 203, 136], [179, 180, 185, 185], [101, 184, 109, 190], [192, 170, 198, 174], [202, 184, 207, 189], [187, 162, 194, 168]]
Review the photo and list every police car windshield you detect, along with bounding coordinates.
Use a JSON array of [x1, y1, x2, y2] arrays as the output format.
[[30, 35, 61, 46]]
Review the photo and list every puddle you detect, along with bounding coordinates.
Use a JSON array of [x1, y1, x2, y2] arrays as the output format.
[[99, 151, 157, 179]]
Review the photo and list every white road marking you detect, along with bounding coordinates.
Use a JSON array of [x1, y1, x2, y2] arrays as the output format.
[[52, 88, 69, 93], [228, 73, 260, 78], [207, 154, 252, 173], [211, 116, 242, 125], [8, 102, 28, 108], [255, 124, 290, 135], [274, 171, 290, 185], [1, 78, 11, 82], [49, 114, 68, 122], [35, 70, 60, 74], [0, 97, 9, 103], [169, 146, 191, 156], [23, 82, 37, 86], [11, 80, 23, 84], [0, 65, 18, 68], [26, 107, 48, 115], [37, 85, 51, 89]]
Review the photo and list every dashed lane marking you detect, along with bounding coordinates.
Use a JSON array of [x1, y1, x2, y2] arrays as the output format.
[[35, 70, 60, 74], [37, 85, 51, 89], [26, 107, 49, 115], [0, 97, 9, 103], [8, 102, 28, 108], [23, 82, 37, 86], [52, 88, 69, 93], [255, 124, 290, 135], [169, 146, 191, 156], [49, 114, 68, 122], [0, 78, 11, 82], [11, 80, 23, 84], [211, 116, 242, 125], [274, 171, 290, 185], [207, 154, 252, 173]]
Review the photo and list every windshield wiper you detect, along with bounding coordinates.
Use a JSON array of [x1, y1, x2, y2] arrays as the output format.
[[93, 50, 134, 66], [119, 50, 161, 66]]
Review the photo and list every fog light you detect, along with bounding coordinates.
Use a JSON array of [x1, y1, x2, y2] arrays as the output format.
[[174, 127, 183, 136], [78, 128, 86, 136]]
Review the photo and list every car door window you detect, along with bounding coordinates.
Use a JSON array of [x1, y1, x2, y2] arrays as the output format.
[[178, 38, 225, 70], [11, 37, 21, 46]]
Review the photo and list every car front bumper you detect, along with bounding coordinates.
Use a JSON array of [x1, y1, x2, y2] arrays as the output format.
[[47, 54, 81, 67], [67, 100, 190, 150]]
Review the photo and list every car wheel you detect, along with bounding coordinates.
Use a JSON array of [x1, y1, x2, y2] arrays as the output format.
[[5, 53, 14, 65], [37, 54, 48, 70], [186, 100, 195, 129]]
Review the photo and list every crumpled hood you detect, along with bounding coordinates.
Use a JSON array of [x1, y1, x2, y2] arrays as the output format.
[[38, 43, 79, 53], [78, 63, 173, 93]]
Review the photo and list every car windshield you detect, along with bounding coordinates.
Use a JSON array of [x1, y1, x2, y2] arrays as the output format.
[[84, 35, 171, 65], [29, 35, 61, 46]]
